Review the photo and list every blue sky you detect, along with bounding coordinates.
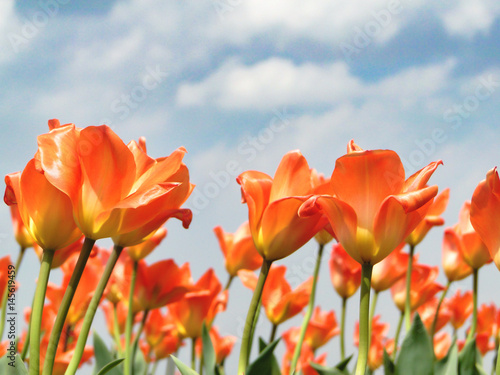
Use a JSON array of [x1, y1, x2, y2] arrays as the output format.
[[1, 0, 499, 373]]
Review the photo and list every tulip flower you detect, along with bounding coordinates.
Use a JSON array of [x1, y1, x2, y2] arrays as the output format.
[[371, 242, 410, 293], [143, 309, 182, 361], [417, 297, 452, 334], [442, 230, 474, 282], [213, 221, 262, 283], [433, 332, 452, 360], [330, 243, 362, 299], [9, 204, 35, 250], [406, 188, 450, 246], [236, 150, 326, 261], [445, 290, 473, 331], [168, 268, 224, 339], [195, 326, 237, 365], [471, 167, 500, 268]]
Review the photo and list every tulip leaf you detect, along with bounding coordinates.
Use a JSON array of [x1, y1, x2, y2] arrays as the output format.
[[0, 354, 28, 375], [202, 323, 216, 375], [246, 338, 281, 375], [395, 313, 433, 375], [256, 337, 281, 374], [434, 341, 457, 375], [458, 338, 482, 375], [171, 355, 200, 375], [96, 359, 125, 375], [309, 355, 353, 375], [93, 332, 123, 375], [383, 350, 395, 375]]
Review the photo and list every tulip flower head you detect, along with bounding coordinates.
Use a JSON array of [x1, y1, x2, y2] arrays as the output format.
[[329, 243, 362, 298], [300, 140, 441, 265]]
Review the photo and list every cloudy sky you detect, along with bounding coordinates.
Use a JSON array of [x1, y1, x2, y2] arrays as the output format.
[[1, 0, 499, 373]]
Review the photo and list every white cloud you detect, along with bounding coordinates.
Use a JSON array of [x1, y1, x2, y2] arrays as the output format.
[[441, 0, 500, 38]]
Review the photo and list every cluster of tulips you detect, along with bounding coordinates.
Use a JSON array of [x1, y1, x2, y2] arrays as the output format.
[[0, 120, 499, 375]]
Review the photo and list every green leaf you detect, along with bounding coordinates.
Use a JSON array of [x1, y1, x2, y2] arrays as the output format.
[[309, 355, 353, 375], [458, 339, 481, 375], [246, 338, 281, 375], [93, 332, 123, 375], [202, 323, 216, 375], [434, 341, 458, 375], [383, 350, 395, 375], [97, 359, 125, 375], [171, 355, 200, 375], [0, 354, 29, 375], [395, 313, 433, 375]]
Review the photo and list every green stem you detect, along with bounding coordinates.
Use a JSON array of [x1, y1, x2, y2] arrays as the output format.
[[0, 246, 25, 340], [392, 312, 404, 361], [191, 338, 196, 370], [224, 275, 234, 291], [132, 309, 149, 375], [246, 299, 262, 364], [64, 245, 123, 375], [340, 297, 347, 361], [113, 302, 124, 356], [404, 244, 416, 332], [43, 238, 95, 375], [21, 294, 36, 360], [368, 290, 379, 351], [354, 263, 373, 375], [238, 259, 272, 375], [199, 343, 204, 375], [430, 280, 451, 350], [289, 243, 324, 375], [269, 323, 278, 344], [124, 260, 139, 375], [29, 249, 54, 375], [467, 268, 479, 343]]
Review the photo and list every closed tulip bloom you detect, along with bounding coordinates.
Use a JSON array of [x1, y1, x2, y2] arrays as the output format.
[[406, 188, 450, 246], [36, 123, 193, 245], [238, 265, 312, 325], [133, 259, 192, 313], [433, 332, 452, 360], [4, 159, 82, 250], [445, 290, 473, 330], [470, 168, 500, 269], [444, 202, 491, 270], [125, 227, 167, 261], [442, 230, 474, 282], [168, 269, 225, 339], [371, 242, 410, 292], [236, 150, 326, 261], [330, 243, 361, 298], [214, 221, 262, 277], [300, 141, 441, 265], [9, 204, 35, 249], [391, 264, 444, 312]]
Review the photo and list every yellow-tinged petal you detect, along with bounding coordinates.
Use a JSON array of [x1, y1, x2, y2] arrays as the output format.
[[269, 150, 311, 202]]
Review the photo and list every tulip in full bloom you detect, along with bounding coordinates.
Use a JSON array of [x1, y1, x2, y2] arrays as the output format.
[[444, 201, 491, 270], [391, 263, 444, 312], [329, 243, 361, 298], [300, 140, 441, 265], [36, 122, 193, 246], [470, 167, 500, 269], [238, 265, 312, 325], [237, 150, 326, 261], [214, 221, 262, 277], [168, 269, 227, 339]]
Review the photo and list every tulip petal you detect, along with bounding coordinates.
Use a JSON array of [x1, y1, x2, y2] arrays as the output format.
[[269, 150, 312, 202], [403, 160, 443, 192]]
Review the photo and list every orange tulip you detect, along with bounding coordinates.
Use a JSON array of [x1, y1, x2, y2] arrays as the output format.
[[391, 263, 444, 312], [406, 188, 450, 246], [195, 326, 237, 365], [442, 228, 474, 282], [282, 307, 339, 351], [36, 123, 193, 246], [125, 226, 167, 261], [9, 204, 35, 249], [238, 265, 312, 325], [214, 221, 262, 277], [236, 150, 326, 261], [371, 242, 410, 292], [329, 243, 362, 298], [4, 159, 82, 250], [142, 308, 182, 360], [445, 289, 473, 330], [168, 269, 226, 339], [0, 256, 12, 301], [132, 259, 192, 313], [444, 201, 491, 270], [417, 297, 452, 334], [476, 303, 499, 337], [37, 335, 93, 375], [433, 331, 451, 360], [471, 167, 500, 269], [299, 140, 441, 265], [310, 169, 335, 245]]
